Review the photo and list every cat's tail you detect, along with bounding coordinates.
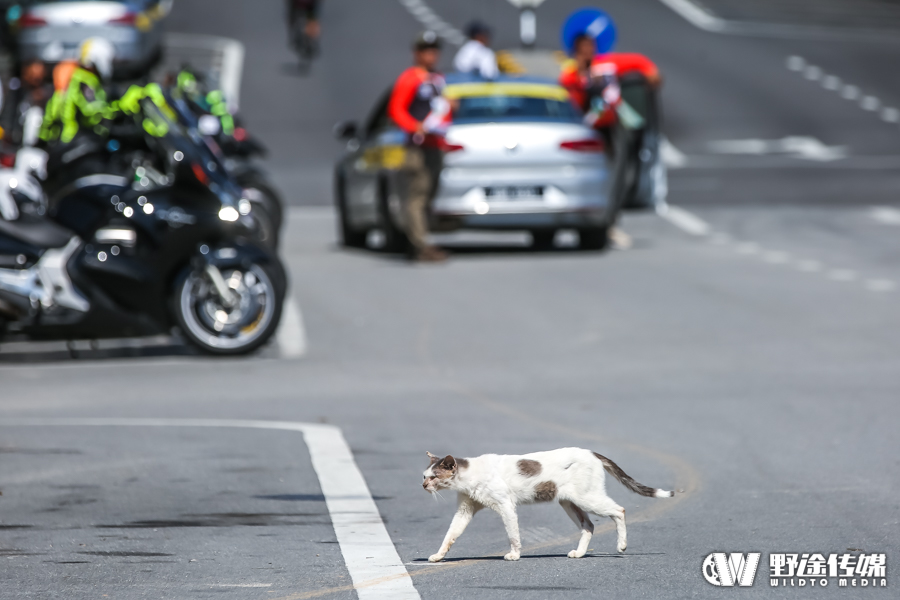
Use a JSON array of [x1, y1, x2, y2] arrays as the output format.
[[593, 452, 675, 498]]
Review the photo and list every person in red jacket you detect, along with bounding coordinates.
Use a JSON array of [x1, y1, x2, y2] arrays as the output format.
[[387, 31, 449, 263], [559, 34, 619, 130]]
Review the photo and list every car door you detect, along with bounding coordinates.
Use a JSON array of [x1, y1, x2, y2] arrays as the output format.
[[341, 89, 407, 229]]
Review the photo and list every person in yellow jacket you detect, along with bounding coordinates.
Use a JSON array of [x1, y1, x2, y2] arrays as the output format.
[[40, 38, 116, 143]]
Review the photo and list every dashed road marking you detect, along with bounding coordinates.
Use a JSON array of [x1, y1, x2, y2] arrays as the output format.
[[2, 418, 421, 600], [396, 0, 466, 46], [870, 206, 900, 225], [787, 56, 899, 131], [657, 0, 900, 41], [660, 137, 688, 168], [657, 204, 710, 236], [657, 207, 896, 295], [276, 297, 308, 359]]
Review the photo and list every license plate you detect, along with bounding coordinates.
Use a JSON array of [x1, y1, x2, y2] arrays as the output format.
[[484, 186, 544, 199]]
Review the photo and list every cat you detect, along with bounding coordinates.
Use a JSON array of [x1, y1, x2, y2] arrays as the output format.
[[422, 448, 674, 562]]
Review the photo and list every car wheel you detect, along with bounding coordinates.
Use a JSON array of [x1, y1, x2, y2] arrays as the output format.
[[579, 227, 610, 251], [378, 178, 410, 254], [335, 174, 368, 248], [172, 262, 284, 356], [531, 230, 556, 250]]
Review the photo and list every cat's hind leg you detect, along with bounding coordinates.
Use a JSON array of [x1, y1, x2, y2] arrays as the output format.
[[495, 501, 522, 561], [580, 496, 627, 553], [429, 494, 481, 562], [559, 500, 594, 558]]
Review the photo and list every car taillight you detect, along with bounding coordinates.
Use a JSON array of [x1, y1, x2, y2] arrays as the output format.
[[441, 141, 465, 153], [560, 139, 605, 153], [191, 163, 209, 185], [0, 154, 16, 168], [19, 14, 48, 28], [109, 12, 137, 25]]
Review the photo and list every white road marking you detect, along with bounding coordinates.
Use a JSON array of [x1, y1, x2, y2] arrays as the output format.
[[788, 57, 899, 134], [735, 242, 760, 255], [707, 137, 846, 162], [1, 419, 421, 600], [865, 279, 897, 292], [395, 0, 466, 46], [657, 0, 900, 41], [656, 0, 726, 32], [657, 204, 711, 236], [660, 137, 688, 168], [860, 96, 880, 111], [870, 206, 900, 225], [276, 297, 308, 359], [881, 107, 900, 123]]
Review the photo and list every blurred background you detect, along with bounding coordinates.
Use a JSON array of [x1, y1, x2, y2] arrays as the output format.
[[0, 1, 898, 598]]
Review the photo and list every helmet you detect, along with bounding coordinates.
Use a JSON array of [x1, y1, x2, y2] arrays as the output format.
[[413, 30, 442, 51], [78, 37, 115, 80]]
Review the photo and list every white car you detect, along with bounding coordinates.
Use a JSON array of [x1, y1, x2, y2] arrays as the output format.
[[13, 0, 171, 78], [335, 76, 625, 251]]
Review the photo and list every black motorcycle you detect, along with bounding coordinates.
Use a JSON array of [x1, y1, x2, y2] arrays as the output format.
[[167, 93, 283, 249], [0, 100, 287, 355]]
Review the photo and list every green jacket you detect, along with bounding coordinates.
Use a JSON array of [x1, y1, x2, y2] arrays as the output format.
[[40, 67, 112, 143]]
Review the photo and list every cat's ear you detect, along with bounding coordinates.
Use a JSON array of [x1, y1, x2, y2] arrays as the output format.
[[439, 455, 457, 471], [426, 451, 440, 464]]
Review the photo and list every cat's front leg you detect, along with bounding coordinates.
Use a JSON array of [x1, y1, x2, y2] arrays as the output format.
[[496, 501, 521, 561], [429, 495, 480, 562]]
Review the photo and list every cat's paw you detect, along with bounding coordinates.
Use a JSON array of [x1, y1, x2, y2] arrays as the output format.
[[567, 550, 585, 558], [503, 552, 520, 561], [428, 554, 444, 563], [617, 542, 627, 553]]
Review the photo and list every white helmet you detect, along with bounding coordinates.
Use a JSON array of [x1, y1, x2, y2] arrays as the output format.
[[78, 37, 116, 80]]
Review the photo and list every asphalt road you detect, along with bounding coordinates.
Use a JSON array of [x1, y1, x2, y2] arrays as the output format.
[[1, 1, 899, 598]]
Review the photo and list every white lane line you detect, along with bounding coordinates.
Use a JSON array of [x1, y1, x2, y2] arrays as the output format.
[[656, 0, 726, 32], [870, 206, 900, 225], [395, 0, 466, 46], [657, 204, 711, 236], [762, 250, 790, 264], [658, 0, 900, 41], [1, 418, 421, 600], [865, 279, 897, 292], [788, 56, 898, 133], [276, 297, 307, 359], [660, 137, 688, 168]]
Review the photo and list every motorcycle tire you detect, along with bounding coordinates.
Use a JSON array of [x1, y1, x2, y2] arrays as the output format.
[[172, 261, 284, 356]]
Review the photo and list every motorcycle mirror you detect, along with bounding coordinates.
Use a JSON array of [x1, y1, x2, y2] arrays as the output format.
[[333, 120, 358, 141], [198, 115, 222, 136]]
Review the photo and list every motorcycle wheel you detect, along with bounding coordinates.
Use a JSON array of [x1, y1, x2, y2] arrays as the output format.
[[173, 262, 283, 355]]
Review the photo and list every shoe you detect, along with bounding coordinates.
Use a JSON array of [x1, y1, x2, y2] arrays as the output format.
[[413, 246, 448, 262]]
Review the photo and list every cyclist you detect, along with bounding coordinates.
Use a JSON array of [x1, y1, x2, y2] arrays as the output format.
[[287, 0, 321, 57], [387, 31, 449, 263]]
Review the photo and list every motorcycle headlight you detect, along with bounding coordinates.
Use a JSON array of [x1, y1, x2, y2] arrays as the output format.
[[218, 206, 240, 222]]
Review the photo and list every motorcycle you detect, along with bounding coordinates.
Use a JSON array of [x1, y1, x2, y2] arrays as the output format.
[[0, 99, 287, 355], [167, 90, 283, 249]]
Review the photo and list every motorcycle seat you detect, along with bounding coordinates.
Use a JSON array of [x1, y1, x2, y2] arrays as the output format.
[[0, 216, 73, 249]]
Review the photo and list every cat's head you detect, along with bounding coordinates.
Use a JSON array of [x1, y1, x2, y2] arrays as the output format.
[[422, 451, 460, 492]]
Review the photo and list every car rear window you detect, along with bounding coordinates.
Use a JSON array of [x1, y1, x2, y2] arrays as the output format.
[[453, 96, 581, 125]]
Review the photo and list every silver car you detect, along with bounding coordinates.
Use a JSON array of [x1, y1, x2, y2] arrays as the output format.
[[14, 0, 171, 77], [334, 77, 622, 251]]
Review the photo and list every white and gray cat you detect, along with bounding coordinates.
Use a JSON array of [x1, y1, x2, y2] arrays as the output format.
[[422, 448, 674, 562]]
